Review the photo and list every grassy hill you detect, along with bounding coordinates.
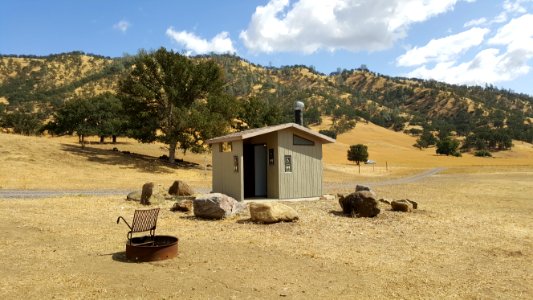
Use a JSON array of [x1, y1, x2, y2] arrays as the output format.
[[1, 51, 532, 144], [1, 116, 532, 190]]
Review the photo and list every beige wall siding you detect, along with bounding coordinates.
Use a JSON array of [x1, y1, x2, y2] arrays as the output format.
[[212, 140, 243, 201], [248, 132, 279, 198], [277, 128, 323, 199], [211, 127, 325, 200]]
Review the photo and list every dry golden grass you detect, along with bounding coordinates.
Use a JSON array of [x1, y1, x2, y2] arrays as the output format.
[[313, 117, 533, 171], [1, 126, 532, 299], [0, 171, 531, 299], [0, 133, 211, 190]]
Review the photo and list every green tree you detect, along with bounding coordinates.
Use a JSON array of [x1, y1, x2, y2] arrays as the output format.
[[238, 97, 282, 129], [90, 93, 126, 143], [414, 129, 437, 149], [0, 102, 45, 135], [117, 48, 237, 162], [347, 144, 369, 174], [347, 144, 369, 165], [46, 98, 98, 147], [436, 137, 460, 156]]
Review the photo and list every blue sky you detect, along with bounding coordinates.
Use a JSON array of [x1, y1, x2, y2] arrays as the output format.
[[1, 0, 533, 95]]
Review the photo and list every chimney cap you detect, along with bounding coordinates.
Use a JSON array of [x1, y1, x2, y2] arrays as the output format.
[[294, 101, 305, 110]]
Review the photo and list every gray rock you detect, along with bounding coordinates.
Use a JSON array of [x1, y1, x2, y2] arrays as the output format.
[[141, 182, 154, 205], [391, 199, 418, 212], [193, 193, 247, 219], [127, 191, 141, 201], [171, 199, 194, 212], [168, 180, 194, 196], [338, 191, 380, 218], [355, 185, 371, 192], [249, 202, 299, 224], [379, 198, 391, 205], [407, 199, 418, 209], [355, 185, 377, 198]]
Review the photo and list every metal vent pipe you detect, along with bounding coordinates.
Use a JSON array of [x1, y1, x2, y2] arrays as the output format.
[[294, 101, 304, 125]]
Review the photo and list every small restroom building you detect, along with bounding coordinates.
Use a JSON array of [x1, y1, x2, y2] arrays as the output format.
[[206, 122, 335, 201]]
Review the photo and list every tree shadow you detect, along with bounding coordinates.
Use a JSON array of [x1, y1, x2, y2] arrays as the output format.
[[60, 144, 202, 174], [328, 210, 348, 217]]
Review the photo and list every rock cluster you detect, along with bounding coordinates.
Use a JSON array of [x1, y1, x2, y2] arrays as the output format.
[[127, 180, 196, 205], [249, 202, 299, 224]]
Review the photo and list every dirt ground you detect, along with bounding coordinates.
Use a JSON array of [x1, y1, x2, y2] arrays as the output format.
[[1, 131, 532, 299], [0, 170, 531, 299]]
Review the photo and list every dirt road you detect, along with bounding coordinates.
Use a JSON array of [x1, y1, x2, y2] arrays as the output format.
[[323, 167, 446, 193], [1, 168, 445, 199]]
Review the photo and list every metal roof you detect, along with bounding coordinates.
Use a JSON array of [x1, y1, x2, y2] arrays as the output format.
[[206, 123, 336, 144]]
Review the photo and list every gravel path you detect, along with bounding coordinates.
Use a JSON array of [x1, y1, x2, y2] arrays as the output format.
[[324, 167, 446, 193], [1, 168, 445, 199], [0, 189, 133, 199]]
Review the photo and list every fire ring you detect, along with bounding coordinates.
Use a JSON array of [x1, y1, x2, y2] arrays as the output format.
[[125, 235, 178, 262]]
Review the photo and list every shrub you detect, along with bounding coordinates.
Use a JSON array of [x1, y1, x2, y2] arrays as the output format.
[[474, 150, 492, 157], [319, 129, 337, 139], [436, 137, 460, 156]]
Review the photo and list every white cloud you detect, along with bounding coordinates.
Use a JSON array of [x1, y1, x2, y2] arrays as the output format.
[[240, 0, 462, 54], [397, 27, 489, 67], [403, 14, 533, 86], [406, 48, 530, 85], [493, 12, 509, 24], [489, 14, 533, 51], [113, 20, 131, 33], [464, 17, 487, 27], [503, 0, 533, 14], [165, 28, 236, 54]]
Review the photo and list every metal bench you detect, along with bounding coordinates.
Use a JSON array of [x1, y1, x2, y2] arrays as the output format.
[[117, 208, 160, 245]]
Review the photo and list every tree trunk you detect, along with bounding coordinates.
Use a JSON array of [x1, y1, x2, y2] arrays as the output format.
[[169, 142, 177, 164], [112, 135, 117, 144], [80, 134, 85, 148], [100, 136, 105, 143]]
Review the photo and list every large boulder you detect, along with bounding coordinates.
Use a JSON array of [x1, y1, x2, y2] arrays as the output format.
[[338, 191, 380, 218], [249, 202, 299, 224], [193, 193, 247, 219], [168, 180, 194, 196], [391, 199, 418, 212]]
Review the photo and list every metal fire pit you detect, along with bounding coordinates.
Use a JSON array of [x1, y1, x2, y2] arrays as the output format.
[[126, 235, 178, 262]]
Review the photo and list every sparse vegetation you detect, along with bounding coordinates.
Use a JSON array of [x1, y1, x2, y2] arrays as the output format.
[[0, 50, 532, 153], [474, 150, 492, 157]]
